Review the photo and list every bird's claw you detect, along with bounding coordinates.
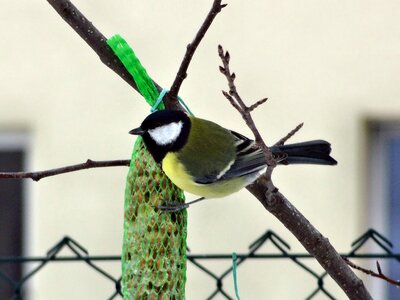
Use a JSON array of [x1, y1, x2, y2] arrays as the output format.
[[157, 202, 189, 213]]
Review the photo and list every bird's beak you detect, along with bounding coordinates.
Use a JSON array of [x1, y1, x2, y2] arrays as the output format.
[[129, 127, 145, 135]]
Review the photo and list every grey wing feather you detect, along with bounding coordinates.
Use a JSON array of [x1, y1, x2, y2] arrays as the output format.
[[194, 131, 267, 184], [217, 131, 267, 181]]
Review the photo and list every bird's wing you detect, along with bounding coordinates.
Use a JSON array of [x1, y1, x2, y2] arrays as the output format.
[[194, 130, 267, 184], [180, 117, 237, 184], [218, 131, 267, 180]]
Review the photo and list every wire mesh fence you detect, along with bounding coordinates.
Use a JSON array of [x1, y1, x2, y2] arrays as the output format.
[[1, 228, 399, 300]]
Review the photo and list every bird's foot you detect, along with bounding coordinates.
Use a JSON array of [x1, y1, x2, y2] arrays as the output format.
[[157, 197, 206, 212], [158, 202, 189, 213]]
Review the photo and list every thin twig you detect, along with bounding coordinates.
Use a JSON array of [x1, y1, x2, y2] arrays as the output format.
[[218, 45, 275, 166], [344, 257, 400, 287], [219, 46, 372, 299], [221, 90, 241, 111], [168, 0, 227, 102], [0, 159, 130, 182], [275, 123, 304, 146], [45, 2, 372, 298], [248, 98, 268, 112]]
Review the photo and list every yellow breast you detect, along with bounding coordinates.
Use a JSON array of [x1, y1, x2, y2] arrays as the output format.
[[162, 152, 249, 198]]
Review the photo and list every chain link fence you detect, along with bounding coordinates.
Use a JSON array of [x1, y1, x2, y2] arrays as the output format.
[[1, 229, 399, 300]]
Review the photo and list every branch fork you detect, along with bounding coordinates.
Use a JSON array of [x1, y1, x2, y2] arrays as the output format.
[[0, 1, 375, 298], [218, 44, 372, 299], [218, 45, 276, 166], [344, 258, 400, 287]]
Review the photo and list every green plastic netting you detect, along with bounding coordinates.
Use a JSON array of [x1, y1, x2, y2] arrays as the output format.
[[123, 138, 187, 299], [107, 35, 187, 299]]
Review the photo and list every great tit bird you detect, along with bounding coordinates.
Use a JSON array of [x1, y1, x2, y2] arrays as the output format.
[[130, 110, 336, 206]]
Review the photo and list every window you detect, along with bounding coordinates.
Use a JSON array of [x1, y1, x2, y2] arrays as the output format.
[[0, 133, 29, 299], [367, 121, 400, 300]]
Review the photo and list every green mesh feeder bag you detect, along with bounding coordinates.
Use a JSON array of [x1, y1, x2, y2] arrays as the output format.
[[107, 35, 187, 299], [123, 138, 187, 299]]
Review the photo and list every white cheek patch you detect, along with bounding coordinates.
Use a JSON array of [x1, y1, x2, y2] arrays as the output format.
[[148, 121, 183, 146]]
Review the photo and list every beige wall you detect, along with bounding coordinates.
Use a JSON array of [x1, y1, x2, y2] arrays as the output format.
[[1, 1, 400, 299]]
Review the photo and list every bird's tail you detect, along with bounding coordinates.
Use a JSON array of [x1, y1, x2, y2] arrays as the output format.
[[270, 140, 337, 165]]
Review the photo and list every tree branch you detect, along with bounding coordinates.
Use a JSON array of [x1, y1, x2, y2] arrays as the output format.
[[248, 182, 372, 299], [344, 258, 400, 287], [167, 0, 227, 104], [218, 46, 372, 299], [46, 1, 373, 298], [218, 45, 275, 166], [0, 159, 130, 182], [274, 122, 304, 146]]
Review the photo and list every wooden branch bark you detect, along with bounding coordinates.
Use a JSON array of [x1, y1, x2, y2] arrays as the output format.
[[247, 179, 372, 299], [45, 1, 373, 299], [0, 159, 130, 181], [168, 0, 226, 101], [218, 45, 372, 299], [218, 45, 275, 166], [344, 258, 400, 287]]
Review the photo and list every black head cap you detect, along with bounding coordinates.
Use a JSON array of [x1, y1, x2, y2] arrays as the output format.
[[140, 110, 189, 131], [130, 110, 191, 163]]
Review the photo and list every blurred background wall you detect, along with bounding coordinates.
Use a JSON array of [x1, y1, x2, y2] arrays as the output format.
[[1, 1, 400, 299]]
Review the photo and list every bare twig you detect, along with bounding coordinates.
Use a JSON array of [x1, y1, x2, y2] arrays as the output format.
[[248, 98, 268, 112], [218, 45, 275, 166], [0, 159, 130, 182], [344, 258, 400, 287], [247, 175, 372, 300], [221, 90, 241, 111], [275, 123, 304, 146], [168, 0, 227, 103], [219, 46, 372, 299], [46, 2, 372, 298]]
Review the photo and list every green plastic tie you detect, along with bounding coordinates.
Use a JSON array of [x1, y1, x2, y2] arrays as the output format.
[[107, 34, 162, 108], [232, 252, 241, 300], [107, 34, 194, 115], [150, 88, 168, 112], [151, 88, 194, 115]]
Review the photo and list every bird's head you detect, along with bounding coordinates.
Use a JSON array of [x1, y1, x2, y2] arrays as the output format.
[[129, 110, 191, 162]]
